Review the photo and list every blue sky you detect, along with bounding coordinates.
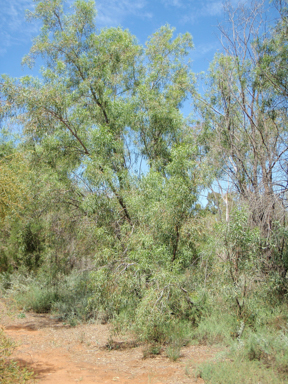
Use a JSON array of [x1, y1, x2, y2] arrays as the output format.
[[0, 0, 255, 78]]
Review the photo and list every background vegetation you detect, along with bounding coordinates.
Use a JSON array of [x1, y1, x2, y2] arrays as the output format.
[[1, 0, 288, 382]]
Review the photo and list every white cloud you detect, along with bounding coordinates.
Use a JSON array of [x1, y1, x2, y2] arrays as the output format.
[[199, 0, 251, 18], [159, 0, 228, 17], [197, 41, 219, 55], [189, 41, 221, 65], [0, 0, 37, 55], [179, 0, 227, 25], [161, 0, 183, 7], [203, 0, 223, 16], [95, 0, 152, 27]]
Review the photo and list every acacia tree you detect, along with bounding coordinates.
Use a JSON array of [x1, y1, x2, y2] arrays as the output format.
[[0, 0, 199, 260], [1, 0, 207, 332], [257, 0, 288, 199], [258, 0, 288, 103], [200, 1, 288, 230], [196, 0, 288, 280], [2, 1, 195, 208], [0, 0, 204, 329]]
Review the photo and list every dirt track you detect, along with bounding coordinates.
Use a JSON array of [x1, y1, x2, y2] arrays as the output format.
[[0, 300, 220, 383]]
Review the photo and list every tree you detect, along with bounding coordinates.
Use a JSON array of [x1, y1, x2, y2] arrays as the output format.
[[199, 1, 287, 229], [197, 0, 288, 274], [257, 0, 288, 103], [256, 0, 288, 201], [1, 0, 195, 229], [0, 0, 204, 328]]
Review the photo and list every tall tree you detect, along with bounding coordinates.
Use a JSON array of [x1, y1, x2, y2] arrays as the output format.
[[1, 0, 194, 227], [0, 0, 201, 271], [199, 0, 288, 232], [195, 0, 288, 277]]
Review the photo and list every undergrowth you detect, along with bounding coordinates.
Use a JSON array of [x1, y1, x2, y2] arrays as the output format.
[[0, 329, 34, 383], [0, 271, 96, 325], [194, 300, 288, 383], [1, 259, 288, 384], [196, 359, 286, 384]]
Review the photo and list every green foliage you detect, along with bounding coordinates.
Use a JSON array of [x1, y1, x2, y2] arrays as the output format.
[[142, 343, 162, 359], [0, 152, 30, 220], [257, 0, 288, 105]]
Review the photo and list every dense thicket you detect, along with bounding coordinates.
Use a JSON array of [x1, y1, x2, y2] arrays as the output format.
[[1, 0, 288, 380]]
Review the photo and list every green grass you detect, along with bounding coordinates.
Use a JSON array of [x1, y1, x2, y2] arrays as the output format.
[[197, 359, 286, 384], [0, 271, 96, 323], [192, 303, 288, 384], [166, 342, 181, 361]]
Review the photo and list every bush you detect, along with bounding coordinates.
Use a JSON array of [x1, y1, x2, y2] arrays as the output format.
[[15, 286, 59, 313]]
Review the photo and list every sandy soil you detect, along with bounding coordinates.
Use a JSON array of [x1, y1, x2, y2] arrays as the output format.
[[0, 300, 221, 384]]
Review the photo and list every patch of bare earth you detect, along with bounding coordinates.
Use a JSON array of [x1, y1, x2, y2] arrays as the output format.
[[0, 300, 221, 383]]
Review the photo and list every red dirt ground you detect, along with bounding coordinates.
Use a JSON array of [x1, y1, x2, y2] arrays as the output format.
[[0, 300, 221, 383]]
